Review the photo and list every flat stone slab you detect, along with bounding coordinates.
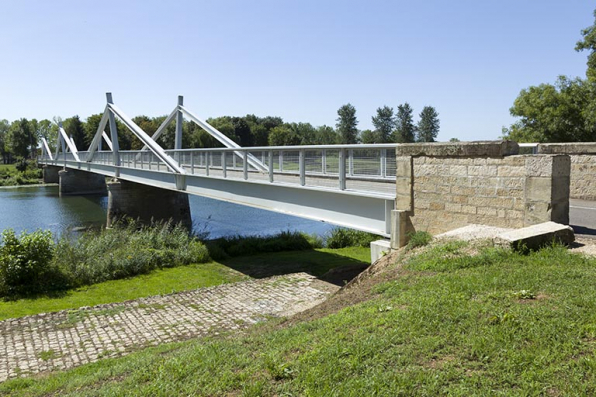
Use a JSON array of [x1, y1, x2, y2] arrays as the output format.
[[494, 221, 575, 250]]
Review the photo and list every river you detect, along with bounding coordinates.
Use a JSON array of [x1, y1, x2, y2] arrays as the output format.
[[0, 185, 335, 239]]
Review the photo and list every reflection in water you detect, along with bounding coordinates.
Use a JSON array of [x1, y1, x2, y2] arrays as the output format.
[[0, 185, 334, 239]]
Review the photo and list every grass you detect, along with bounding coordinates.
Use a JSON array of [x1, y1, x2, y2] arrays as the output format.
[[4, 242, 596, 395], [0, 247, 369, 321]]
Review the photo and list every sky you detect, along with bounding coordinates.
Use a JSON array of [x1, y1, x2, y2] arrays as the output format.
[[0, 0, 594, 142]]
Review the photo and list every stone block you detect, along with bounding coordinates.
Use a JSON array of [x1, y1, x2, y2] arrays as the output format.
[[390, 210, 408, 249], [395, 141, 519, 157], [494, 221, 574, 250], [537, 143, 596, 155], [43, 166, 60, 184], [525, 177, 552, 202]]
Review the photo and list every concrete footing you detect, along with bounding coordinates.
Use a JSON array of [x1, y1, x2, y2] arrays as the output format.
[[59, 169, 107, 196], [43, 166, 60, 184], [107, 179, 192, 229], [370, 240, 391, 263]]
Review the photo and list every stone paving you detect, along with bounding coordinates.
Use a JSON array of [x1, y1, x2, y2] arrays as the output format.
[[0, 273, 337, 382]]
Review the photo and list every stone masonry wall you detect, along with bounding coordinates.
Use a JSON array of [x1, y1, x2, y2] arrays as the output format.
[[538, 143, 596, 201], [394, 142, 570, 238]]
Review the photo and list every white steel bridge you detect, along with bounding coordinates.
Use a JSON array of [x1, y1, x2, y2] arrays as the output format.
[[38, 94, 398, 236]]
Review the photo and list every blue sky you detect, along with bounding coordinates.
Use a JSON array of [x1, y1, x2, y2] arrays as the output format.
[[0, 0, 593, 142]]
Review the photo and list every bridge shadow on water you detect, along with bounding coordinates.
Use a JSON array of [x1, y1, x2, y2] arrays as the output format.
[[217, 249, 370, 287]]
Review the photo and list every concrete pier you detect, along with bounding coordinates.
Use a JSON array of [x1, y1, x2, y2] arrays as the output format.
[[42, 165, 61, 184], [106, 179, 191, 228], [59, 169, 107, 196]]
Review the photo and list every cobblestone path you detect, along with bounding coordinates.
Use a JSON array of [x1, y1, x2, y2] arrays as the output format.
[[0, 273, 337, 382]]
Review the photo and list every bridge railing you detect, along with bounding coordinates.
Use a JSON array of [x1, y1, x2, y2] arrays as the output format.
[[40, 144, 398, 197]]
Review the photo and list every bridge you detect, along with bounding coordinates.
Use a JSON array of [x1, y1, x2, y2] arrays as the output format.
[[39, 94, 398, 237], [39, 94, 587, 252]]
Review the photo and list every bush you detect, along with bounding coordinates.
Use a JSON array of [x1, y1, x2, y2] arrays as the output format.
[[406, 231, 433, 250], [0, 229, 67, 297], [325, 228, 380, 249], [53, 221, 211, 287]]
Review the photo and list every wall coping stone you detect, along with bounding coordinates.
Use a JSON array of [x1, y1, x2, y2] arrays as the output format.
[[537, 142, 596, 154], [395, 141, 519, 157]]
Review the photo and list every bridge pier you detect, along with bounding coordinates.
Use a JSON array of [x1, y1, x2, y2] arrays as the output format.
[[106, 180, 191, 229], [59, 169, 107, 196], [42, 166, 61, 184]]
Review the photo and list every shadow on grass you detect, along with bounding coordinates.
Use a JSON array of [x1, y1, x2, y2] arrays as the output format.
[[218, 249, 369, 287]]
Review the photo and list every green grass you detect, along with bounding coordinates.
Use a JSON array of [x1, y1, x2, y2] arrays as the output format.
[[0, 247, 369, 321], [4, 243, 596, 395], [0, 262, 244, 320]]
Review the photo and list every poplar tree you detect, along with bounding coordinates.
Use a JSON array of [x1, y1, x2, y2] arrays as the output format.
[[371, 106, 395, 143], [394, 103, 416, 143], [417, 106, 440, 142], [336, 104, 359, 144]]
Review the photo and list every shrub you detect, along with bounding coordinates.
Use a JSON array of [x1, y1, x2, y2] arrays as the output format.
[[0, 229, 67, 297], [53, 221, 211, 287], [406, 231, 433, 250], [325, 228, 380, 249]]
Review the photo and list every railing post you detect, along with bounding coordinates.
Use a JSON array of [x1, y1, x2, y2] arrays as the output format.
[[106, 93, 121, 177], [348, 149, 354, 176], [279, 150, 284, 172], [339, 148, 346, 190], [322, 149, 327, 174], [222, 151, 227, 178], [381, 148, 387, 178], [206, 152, 210, 176], [175, 96, 183, 150], [299, 150, 306, 186], [243, 151, 248, 180], [190, 152, 194, 174], [268, 150, 274, 183]]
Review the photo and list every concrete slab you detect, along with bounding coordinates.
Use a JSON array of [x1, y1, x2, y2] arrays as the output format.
[[370, 240, 391, 263], [494, 221, 575, 250]]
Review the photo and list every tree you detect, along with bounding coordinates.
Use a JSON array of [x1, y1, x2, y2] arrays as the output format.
[[503, 8, 596, 143], [313, 125, 338, 145], [394, 103, 416, 143], [7, 119, 32, 158], [336, 104, 358, 144], [63, 116, 87, 150], [371, 106, 395, 143], [0, 120, 9, 163], [36, 119, 58, 151], [503, 76, 596, 142], [360, 129, 378, 144], [576, 9, 596, 82], [449, 137, 461, 142], [268, 124, 300, 146], [417, 106, 440, 142]]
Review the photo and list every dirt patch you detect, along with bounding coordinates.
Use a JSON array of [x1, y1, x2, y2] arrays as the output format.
[[278, 250, 405, 327]]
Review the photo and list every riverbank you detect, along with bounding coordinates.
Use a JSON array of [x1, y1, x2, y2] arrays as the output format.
[[4, 241, 596, 394], [0, 163, 42, 187]]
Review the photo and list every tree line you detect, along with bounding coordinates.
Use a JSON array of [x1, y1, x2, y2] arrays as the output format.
[[0, 103, 440, 164]]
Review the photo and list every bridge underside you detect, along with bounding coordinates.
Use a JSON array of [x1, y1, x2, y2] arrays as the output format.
[[53, 162, 394, 236]]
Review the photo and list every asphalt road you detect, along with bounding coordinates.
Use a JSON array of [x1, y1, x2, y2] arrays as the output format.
[[570, 199, 596, 237]]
